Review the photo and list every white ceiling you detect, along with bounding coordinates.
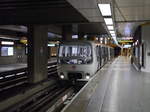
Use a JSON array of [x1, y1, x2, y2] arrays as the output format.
[[67, 0, 104, 22], [1, 0, 149, 37], [67, 0, 150, 37], [115, 0, 150, 36], [115, 0, 150, 21]]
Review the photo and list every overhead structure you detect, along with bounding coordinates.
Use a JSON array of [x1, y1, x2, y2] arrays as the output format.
[[98, 3, 119, 46]]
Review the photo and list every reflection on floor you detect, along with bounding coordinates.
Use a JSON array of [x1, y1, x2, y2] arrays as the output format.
[[63, 56, 150, 112], [99, 56, 150, 112]]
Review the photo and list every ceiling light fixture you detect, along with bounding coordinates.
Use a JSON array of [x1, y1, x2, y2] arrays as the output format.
[[104, 18, 113, 25], [98, 4, 112, 16], [110, 31, 115, 34], [111, 33, 116, 37], [107, 26, 114, 30]]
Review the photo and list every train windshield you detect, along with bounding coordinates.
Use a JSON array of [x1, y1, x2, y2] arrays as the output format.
[[58, 44, 92, 64]]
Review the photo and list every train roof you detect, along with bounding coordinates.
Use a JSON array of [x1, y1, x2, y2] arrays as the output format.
[[60, 40, 114, 48]]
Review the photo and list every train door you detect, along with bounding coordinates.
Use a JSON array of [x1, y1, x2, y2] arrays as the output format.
[[99, 46, 102, 67], [96, 45, 100, 69], [106, 47, 109, 61], [141, 43, 145, 67], [108, 47, 110, 60], [101, 46, 104, 66], [104, 47, 106, 63]]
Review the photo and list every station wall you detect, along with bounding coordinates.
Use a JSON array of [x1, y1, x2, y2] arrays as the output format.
[[0, 46, 27, 65], [141, 25, 150, 72]]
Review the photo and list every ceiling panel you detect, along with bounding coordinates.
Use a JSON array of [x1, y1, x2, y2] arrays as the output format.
[[116, 23, 143, 37], [66, 0, 104, 22], [66, 0, 108, 34], [78, 22, 107, 35], [144, 0, 150, 4], [115, 0, 144, 7], [0, 0, 88, 24], [114, 0, 150, 37], [67, 0, 97, 9], [87, 17, 103, 22]]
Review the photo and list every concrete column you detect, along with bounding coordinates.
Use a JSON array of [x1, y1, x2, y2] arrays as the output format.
[[87, 35, 96, 41], [47, 47, 51, 60], [98, 37, 100, 43], [28, 25, 48, 83], [78, 33, 85, 40], [62, 25, 72, 41], [141, 25, 150, 72]]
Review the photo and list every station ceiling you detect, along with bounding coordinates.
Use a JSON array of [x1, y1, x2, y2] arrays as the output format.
[[68, 0, 150, 37], [0, 0, 88, 24], [114, 0, 150, 37], [0, 0, 150, 38], [0, 0, 107, 36]]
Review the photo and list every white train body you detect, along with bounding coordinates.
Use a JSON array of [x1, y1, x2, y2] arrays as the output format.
[[57, 41, 113, 81]]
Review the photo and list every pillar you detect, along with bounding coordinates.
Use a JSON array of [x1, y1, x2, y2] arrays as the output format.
[[87, 35, 96, 41], [62, 25, 72, 41], [28, 25, 48, 83], [78, 33, 85, 40]]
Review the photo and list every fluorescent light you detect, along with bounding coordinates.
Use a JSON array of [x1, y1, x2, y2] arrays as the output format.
[[98, 4, 111, 16], [1, 41, 14, 45], [124, 45, 131, 48], [110, 31, 115, 34], [107, 26, 114, 30], [111, 33, 116, 37], [72, 35, 78, 39], [48, 44, 55, 47], [112, 36, 116, 39], [104, 18, 113, 25]]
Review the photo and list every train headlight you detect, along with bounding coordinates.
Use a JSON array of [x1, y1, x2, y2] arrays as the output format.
[[86, 76, 90, 79], [86, 73, 90, 80], [60, 72, 64, 79], [60, 75, 64, 79]]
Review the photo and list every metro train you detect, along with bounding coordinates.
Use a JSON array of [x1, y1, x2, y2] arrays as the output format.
[[57, 41, 114, 81]]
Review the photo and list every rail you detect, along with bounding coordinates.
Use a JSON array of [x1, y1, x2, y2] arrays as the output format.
[[0, 61, 58, 92], [5, 84, 74, 112]]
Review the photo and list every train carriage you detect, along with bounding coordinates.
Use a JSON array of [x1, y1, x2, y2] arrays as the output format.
[[57, 41, 114, 81]]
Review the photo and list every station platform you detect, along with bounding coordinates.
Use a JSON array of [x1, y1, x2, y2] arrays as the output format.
[[62, 56, 150, 112]]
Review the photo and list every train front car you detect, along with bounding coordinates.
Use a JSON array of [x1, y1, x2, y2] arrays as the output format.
[[57, 41, 98, 81]]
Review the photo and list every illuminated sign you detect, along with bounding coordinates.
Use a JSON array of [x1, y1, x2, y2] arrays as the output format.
[[20, 37, 27, 44], [48, 44, 55, 47], [72, 35, 78, 39], [124, 45, 131, 48], [121, 37, 133, 40], [1, 41, 14, 45], [118, 40, 133, 43], [1, 47, 14, 56]]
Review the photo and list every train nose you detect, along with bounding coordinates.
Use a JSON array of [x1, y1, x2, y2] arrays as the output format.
[[85, 73, 90, 80], [60, 72, 65, 79], [72, 65, 76, 70]]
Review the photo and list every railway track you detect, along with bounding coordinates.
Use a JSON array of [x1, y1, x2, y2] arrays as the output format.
[[4, 83, 74, 112], [0, 61, 86, 112], [0, 61, 58, 92]]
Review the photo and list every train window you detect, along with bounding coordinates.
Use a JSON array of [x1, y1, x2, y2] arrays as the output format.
[[59, 45, 91, 57], [58, 44, 92, 64]]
